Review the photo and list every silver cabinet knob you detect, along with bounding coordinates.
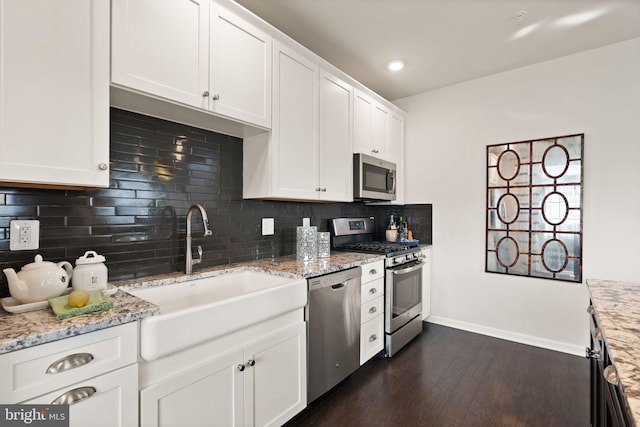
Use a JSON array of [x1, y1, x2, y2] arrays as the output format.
[[315, 187, 321, 191], [202, 91, 210, 97], [247, 359, 255, 367], [369, 306, 377, 314], [98, 163, 108, 171], [212, 94, 220, 100], [369, 269, 377, 275], [587, 305, 595, 314], [369, 288, 377, 294], [237, 364, 245, 372], [321, 188, 326, 192], [369, 334, 377, 342]]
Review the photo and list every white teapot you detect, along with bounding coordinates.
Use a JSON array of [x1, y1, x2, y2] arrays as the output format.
[[3, 255, 73, 304]]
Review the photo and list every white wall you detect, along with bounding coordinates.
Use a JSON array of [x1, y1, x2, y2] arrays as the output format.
[[395, 38, 640, 355]]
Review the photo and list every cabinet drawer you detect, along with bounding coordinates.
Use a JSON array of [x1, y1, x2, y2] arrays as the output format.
[[361, 296, 383, 324], [360, 316, 383, 365], [361, 278, 383, 304], [0, 322, 137, 403], [23, 364, 138, 427], [360, 260, 384, 284]]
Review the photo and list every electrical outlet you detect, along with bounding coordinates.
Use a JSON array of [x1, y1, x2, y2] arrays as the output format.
[[262, 218, 274, 236], [10, 220, 40, 250]]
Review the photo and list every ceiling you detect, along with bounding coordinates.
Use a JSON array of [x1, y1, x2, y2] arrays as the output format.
[[234, 0, 640, 101]]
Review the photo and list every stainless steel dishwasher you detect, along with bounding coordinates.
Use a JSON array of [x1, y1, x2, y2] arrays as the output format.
[[306, 266, 361, 403]]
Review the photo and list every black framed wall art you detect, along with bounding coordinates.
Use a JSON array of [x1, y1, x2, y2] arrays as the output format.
[[486, 134, 584, 283]]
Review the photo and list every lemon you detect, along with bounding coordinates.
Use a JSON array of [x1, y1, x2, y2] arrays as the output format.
[[68, 290, 90, 308]]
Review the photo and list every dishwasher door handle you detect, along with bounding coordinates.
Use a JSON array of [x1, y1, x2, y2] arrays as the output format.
[[331, 283, 345, 290]]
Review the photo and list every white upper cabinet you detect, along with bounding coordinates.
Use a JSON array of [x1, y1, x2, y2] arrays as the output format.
[[271, 40, 319, 199], [388, 112, 405, 204], [111, 0, 209, 109], [318, 70, 353, 202], [210, 2, 271, 128], [111, 0, 271, 129], [0, 0, 110, 188], [243, 41, 354, 202], [354, 89, 389, 160], [244, 41, 318, 200]]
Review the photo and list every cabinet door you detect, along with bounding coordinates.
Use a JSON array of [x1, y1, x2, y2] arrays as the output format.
[[353, 89, 373, 155], [272, 41, 319, 199], [140, 350, 244, 427], [387, 112, 405, 204], [24, 364, 138, 427], [210, 2, 272, 128], [318, 70, 353, 202], [372, 103, 389, 159], [244, 323, 307, 427], [111, 0, 209, 109], [0, 0, 109, 188]]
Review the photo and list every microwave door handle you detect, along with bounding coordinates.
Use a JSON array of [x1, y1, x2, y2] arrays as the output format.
[[387, 170, 396, 193]]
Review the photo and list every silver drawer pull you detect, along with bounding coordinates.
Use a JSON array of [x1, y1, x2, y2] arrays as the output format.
[[46, 353, 94, 374], [369, 269, 377, 275], [369, 288, 377, 294], [604, 365, 619, 386], [369, 334, 377, 342], [52, 386, 96, 405], [369, 306, 377, 314]]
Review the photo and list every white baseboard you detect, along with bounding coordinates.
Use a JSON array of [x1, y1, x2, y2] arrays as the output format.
[[425, 315, 586, 357]]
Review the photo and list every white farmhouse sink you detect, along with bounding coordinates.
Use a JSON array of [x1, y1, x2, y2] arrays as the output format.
[[128, 270, 307, 361]]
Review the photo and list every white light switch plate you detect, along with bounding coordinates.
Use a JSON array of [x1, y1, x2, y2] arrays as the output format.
[[10, 220, 40, 250], [262, 218, 274, 235]]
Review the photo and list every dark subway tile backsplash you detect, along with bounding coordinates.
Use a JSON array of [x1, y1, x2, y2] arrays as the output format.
[[0, 108, 431, 298]]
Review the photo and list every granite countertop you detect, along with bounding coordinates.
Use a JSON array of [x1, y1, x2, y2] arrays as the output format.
[[586, 279, 640, 425], [0, 251, 385, 355], [115, 251, 384, 290], [0, 290, 159, 354]]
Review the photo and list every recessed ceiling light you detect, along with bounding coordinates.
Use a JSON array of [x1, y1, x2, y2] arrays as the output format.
[[387, 60, 405, 71]]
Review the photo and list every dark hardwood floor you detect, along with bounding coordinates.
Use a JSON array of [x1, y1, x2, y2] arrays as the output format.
[[286, 322, 589, 427]]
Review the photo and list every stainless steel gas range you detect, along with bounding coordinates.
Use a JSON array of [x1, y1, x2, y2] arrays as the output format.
[[331, 217, 424, 357]]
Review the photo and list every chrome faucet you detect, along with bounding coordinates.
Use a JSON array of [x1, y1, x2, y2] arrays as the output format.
[[186, 204, 213, 274]]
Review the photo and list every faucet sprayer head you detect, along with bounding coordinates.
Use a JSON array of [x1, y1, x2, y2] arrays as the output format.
[[203, 220, 213, 237]]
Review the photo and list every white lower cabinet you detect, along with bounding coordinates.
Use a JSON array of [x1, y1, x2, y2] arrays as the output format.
[[140, 322, 306, 427], [24, 364, 138, 427], [0, 323, 138, 426], [359, 260, 385, 365]]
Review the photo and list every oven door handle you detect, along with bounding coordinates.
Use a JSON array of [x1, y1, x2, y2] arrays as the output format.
[[391, 261, 424, 275]]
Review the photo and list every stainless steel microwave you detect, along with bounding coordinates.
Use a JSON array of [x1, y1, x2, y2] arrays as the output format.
[[353, 153, 396, 201]]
